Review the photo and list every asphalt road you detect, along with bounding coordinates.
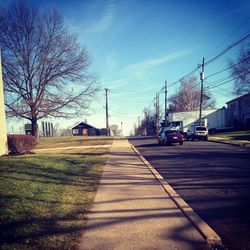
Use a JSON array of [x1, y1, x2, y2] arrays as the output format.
[[128, 137, 250, 250]]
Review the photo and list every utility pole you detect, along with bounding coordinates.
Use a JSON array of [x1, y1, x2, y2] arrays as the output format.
[[144, 108, 147, 136], [164, 80, 168, 127], [105, 88, 110, 136], [138, 116, 140, 136], [155, 93, 160, 135], [199, 57, 205, 126]]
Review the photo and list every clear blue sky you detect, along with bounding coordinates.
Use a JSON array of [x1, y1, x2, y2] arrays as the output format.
[[2, 0, 250, 135]]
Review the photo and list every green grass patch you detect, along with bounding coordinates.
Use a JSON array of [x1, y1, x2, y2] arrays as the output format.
[[210, 130, 250, 141], [0, 137, 113, 249], [36, 136, 113, 149]]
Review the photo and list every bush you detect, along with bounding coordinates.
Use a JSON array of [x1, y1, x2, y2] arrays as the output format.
[[7, 134, 38, 155]]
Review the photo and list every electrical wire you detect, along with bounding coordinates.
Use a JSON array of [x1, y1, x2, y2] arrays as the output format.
[[206, 16, 250, 58], [165, 33, 249, 91], [205, 33, 250, 66], [205, 75, 233, 85], [137, 33, 250, 124], [205, 56, 250, 80], [206, 76, 238, 90], [168, 66, 200, 88]]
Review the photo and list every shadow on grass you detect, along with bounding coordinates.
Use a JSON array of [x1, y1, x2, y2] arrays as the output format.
[[0, 153, 105, 249], [230, 134, 250, 140], [0, 209, 89, 245]]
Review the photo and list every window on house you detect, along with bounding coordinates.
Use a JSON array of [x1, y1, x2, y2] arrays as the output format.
[[72, 129, 79, 135]]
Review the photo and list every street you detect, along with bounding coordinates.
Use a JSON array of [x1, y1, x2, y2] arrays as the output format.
[[128, 137, 250, 250]]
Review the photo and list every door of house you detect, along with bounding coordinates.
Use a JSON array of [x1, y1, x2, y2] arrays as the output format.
[[82, 128, 87, 136]]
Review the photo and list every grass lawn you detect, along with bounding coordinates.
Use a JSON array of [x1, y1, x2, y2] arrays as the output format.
[[35, 136, 113, 149], [0, 137, 113, 250], [209, 130, 250, 141]]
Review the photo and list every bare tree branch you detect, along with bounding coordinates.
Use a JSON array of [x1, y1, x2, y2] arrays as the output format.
[[230, 46, 250, 95], [0, 2, 99, 136], [169, 77, 215, 112]]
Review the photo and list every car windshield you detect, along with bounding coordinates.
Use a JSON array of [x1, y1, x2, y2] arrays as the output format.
[[195, 126, 207, 131]]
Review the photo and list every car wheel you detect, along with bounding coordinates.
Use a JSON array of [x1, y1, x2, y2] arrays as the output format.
[[179, 141, 183, 145], [205, 136, 208, 141], [191, 136, 195, 141]]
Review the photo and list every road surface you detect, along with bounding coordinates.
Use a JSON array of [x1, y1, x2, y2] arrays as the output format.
[[128, 137, 250, 250]]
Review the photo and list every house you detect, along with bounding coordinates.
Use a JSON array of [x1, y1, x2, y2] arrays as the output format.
[[71, 122, 107, 136], [24, 124, 32, 135], [226, 92, 250, 129]]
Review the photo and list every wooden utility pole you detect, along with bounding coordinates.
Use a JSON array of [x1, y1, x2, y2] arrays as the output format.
[[199, 58, 205, 126], [144, 108, 147, 136], [164, 80, 168, 127], [105, 88, 110, 136], [138, 116, 140, 136], [155, 93, 160, 135]]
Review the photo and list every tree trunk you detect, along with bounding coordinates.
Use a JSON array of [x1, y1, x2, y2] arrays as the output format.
[[31, 117, 38, 137]]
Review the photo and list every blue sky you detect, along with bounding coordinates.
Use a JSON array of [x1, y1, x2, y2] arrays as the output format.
[[2, 0, 250, 135]]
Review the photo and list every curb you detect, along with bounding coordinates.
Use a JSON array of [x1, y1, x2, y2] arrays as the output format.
[[130, 143, 224, 249]]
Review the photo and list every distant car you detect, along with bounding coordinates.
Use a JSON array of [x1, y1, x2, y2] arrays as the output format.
[[158, 130, 184, 145], [186, 126, 208, 141]]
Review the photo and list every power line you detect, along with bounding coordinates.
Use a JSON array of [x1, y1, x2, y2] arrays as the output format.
[[205, 56, 250, 80], [147, 97, 156, 110], [135, 33, 250, 131], [206, 16, 250, 58], [206, 76, 238, 90], [205, 33, 250, 66], [206, 75, 233, 85], [166, 33, 249, 91], [168, 66, 200, 88], [215, 86, 236, 95]]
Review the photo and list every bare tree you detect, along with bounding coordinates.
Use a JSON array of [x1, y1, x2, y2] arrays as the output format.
[[169, 77, 215, 112], [134, 109, 157, 136], [230, 46, 250, 95], [0, 2, 99, 136]]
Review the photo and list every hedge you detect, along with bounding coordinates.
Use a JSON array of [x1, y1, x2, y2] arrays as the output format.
[[7, 134, 38, 155]]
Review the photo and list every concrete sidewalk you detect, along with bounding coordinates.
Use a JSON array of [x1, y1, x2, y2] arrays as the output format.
[[78, 139, 211, 250]]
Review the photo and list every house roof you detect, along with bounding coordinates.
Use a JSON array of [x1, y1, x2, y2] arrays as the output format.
[[71, 122, 96, 129], [226, 92, 250, 104]]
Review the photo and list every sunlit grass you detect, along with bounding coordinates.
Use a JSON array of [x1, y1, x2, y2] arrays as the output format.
[[209, 130, 250, 141], [35, 136, 113, 149], [0, 138, 113, 249]]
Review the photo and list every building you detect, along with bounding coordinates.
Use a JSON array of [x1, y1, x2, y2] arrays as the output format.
[[24, 124, 32, 135], [226, 92, 250, 129], [71, 122, 107, 136]]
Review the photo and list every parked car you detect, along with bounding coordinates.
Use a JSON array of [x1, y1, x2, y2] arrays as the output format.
[[158, 130, 184, 145], [186, 125, 208, 141]]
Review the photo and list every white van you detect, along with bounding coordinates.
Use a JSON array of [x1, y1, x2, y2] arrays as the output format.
[[186, 126, 208, 141]]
